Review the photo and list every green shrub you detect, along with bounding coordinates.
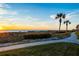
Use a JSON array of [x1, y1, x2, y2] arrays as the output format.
[[52, 32, 70, 39], [75, 32, 79, 39], [23, 33, 52, 39]]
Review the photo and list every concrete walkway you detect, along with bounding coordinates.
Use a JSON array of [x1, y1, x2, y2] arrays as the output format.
[[64, 32, 79, 44], [0, 32, 78, 52]]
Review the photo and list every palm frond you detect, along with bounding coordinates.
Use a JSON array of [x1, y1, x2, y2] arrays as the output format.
[[55, 14, 60, 19], [64, 21, 66, 24], [57, 14, 60, 17], [64, 20, 71, 24], [55, 16, 58, 19], [63, 14, 66, 18], [69, 22, 71, 24]]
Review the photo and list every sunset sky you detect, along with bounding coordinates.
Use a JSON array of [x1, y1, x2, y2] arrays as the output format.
[[0, 3, 79, 30]]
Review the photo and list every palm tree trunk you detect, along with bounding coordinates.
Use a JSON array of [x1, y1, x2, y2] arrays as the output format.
[[59, 23, 61, 32], [59, 18, 62, 32], [66, 24, 68, 32]]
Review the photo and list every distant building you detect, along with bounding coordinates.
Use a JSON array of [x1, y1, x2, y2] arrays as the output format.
[[76, 24, 79, 31]]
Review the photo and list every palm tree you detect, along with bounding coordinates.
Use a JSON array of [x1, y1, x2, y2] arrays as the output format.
[[64, 20, 71, 31], [55, 13, 66, 32]]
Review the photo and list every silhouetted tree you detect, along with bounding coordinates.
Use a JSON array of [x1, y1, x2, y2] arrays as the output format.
[[55, 13, 66, 32], [64, 20, 71, 31]]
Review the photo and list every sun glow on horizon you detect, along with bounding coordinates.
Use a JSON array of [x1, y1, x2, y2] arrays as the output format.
[[0, 26, 4, 30]]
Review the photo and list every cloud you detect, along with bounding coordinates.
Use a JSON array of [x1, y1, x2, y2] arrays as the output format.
[[0, 3, 17, 16], [0, 8, 17, 15], [66, 10, 79, 20], [0, 3, 10, 8], [1, 15, 52, 29], [0, 4, 18, 22], [0, 4, 43, 28], [50, 15, 56, 20], [67, 10, 79, 16]]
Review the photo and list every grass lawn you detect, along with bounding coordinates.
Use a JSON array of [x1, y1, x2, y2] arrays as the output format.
[[0, 42, 79, 56]]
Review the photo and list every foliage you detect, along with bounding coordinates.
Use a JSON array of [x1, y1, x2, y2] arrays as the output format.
[[51, 32, 70, 39], [55, 13, 66, 31], [23, 33, 51, 39], [64, 20, 71, 31], [75, 32, 79, 39], [0, 31, 71, 43]]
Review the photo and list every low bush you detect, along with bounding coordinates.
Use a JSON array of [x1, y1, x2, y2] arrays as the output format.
[[23, 33, 52, 39], [75, 32, 79, 39], [52, 32, 71, 39], [0, 31, 71, 43]]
